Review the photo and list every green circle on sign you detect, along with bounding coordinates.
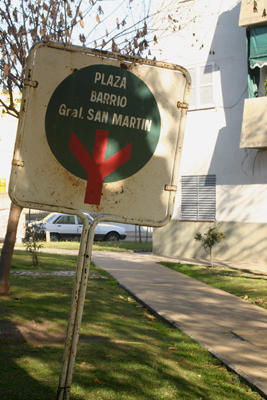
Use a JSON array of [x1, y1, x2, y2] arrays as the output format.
[[45, 64, 161, 182]]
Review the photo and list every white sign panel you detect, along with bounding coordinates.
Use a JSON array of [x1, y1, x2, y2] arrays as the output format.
[[9, 42, 190, 225]]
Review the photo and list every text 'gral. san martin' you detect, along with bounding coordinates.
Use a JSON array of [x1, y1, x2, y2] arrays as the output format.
[[58, 72, 153, 132]]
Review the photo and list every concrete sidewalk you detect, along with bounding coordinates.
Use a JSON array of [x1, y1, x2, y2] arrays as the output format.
[[91, 251, 267, 398]]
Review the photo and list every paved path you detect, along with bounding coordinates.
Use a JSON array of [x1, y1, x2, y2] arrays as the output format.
[[91, 251, 267, 398]]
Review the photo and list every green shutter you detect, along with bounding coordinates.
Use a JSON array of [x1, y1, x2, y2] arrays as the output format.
[[249, 26, 267, 69]]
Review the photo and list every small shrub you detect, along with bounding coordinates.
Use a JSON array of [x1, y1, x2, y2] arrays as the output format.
[[194, 227, 226, 268], [24, 223, 44, 266]]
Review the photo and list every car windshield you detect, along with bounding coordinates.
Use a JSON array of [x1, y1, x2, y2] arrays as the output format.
[[32, 213, 55, 225], [44, 214, 56, 223]]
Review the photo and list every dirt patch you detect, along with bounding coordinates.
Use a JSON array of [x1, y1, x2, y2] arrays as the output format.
[[0, 320, 112, 346], [0, 319, 65, 346]]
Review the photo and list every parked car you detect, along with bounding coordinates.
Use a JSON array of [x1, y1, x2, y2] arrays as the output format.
[[28, 213, 126, 242]]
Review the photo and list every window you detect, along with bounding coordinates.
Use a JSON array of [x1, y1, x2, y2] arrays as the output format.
[[187, 63, 215, 110], [54, 215, 76, 224], [77, 215, 93, 225], [181, 175, 216, 221]]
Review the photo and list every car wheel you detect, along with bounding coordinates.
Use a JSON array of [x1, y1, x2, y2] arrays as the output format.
[[104, 232, 120, 241], [50, 233, 60, 242]]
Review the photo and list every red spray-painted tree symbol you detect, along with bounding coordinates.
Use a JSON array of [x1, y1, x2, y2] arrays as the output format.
[[69, 130, 132, 205]]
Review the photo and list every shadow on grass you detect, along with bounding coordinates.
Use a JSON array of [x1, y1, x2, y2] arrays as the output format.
[[164, 262, 267, 282], [0, 319, 60, 400], [0, 271, 261, 400]]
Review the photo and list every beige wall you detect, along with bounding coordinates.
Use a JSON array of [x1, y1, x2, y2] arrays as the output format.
[[153, 220, 267, 264]]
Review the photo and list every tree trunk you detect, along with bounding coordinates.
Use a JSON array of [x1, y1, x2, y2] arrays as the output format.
[[210, 249, 213, 268], [0, 202, 23, 295], [32, 250, 39, 267]]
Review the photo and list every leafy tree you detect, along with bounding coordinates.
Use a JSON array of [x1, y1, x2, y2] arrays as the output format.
[[0, 0, 150, 295], [194, 227, 226, 268]]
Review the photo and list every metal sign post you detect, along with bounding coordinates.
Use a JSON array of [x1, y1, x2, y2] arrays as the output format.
[[57, 214, 98, 400], [9, 41, 191, 399]]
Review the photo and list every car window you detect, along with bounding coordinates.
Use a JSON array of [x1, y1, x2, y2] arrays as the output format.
[[86, 214, 93, 223], [54, 215, 76, 224], [77, 215, 92, 225]]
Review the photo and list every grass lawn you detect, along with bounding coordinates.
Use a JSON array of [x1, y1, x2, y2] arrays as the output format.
[[159, 262, 267, 312], [14, 240, 153, 253], [0, 250, 263, 400]]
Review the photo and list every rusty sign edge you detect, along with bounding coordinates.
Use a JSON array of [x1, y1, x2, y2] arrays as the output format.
[[9, 41, 191, 228]]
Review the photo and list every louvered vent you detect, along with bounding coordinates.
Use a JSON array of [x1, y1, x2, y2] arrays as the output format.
[[181, 175, 216, 221]]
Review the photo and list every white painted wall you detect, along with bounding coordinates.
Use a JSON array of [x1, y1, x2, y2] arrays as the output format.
[[152, 0, 267, 224], [0, 113, 18, 192]]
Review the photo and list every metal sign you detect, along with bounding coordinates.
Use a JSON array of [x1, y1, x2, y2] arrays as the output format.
[[9, 41, 190, 226], [8, 42, 191, 400]]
